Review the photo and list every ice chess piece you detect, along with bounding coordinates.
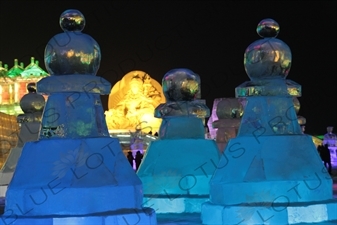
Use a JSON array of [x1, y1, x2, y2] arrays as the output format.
[[155, 68, 209, 139], [0, 83, 45, 193], [2, 9, 156, 225], [137, 68, 220, 213], [201, 18, 337, 225]]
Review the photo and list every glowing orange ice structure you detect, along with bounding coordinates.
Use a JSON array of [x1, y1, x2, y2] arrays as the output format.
[[105, 71, 165, 134]]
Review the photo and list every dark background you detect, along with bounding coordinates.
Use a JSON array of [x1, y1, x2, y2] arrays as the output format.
[[0, 1, 336, 135]]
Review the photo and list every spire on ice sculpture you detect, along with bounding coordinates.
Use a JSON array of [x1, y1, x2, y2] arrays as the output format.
[[244, 18, 292, 81], [237, 18, 300, 98], [162, 68, 200, 102], [156, 68, 209, 118], [45, 9, 101, 76], [236, 18, 302, 134], [37, 9, 110, 139]]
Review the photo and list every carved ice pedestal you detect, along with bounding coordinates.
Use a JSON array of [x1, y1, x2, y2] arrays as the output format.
[[137, 69, 220, 213], [201, 19, 337, 224]]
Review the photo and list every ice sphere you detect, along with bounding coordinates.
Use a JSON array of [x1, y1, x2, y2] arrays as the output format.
[[156, 69, 209, 118], [216, 98, 243, 119], [256, 18, 280, 38], [162, 68, 200, 101], [19, 83, 45, 114], [60, 9, 85, 32], [244, 18, 291, 81], [45, 9, 100, 76]]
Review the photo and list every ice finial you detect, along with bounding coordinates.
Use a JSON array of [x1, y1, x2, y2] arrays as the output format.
[[155, 68, 209, 119], [162, 68, 200, 101], [257, 18, 280, 38], [60, 9, 85, 32], [19, 83, 45, 117], [244, 18, 292, 81], [44, 9, 101, 76]]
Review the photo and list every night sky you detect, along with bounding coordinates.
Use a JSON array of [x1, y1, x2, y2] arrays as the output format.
[[0, 1, 336, 135]]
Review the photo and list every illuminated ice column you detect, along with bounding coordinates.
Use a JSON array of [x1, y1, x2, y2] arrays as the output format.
[[202, 18, 337, 225], [4, 9, 156, 224], [137, 68, 220, 213], [212, 98, 242, 152], [0, 82, 45, 189]]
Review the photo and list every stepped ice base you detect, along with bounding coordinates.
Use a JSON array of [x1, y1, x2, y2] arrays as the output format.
[[1, 208, 157, 225], [6, 137, 144, 216], [201, 199, 337, 225], [143, 196, 209, 213]]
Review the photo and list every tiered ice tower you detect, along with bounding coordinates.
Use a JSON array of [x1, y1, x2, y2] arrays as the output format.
[[0, 83, 44, 191], [2, 9, 156, 224], [137, 68, 220, 213], [201, 18, 337, 224]]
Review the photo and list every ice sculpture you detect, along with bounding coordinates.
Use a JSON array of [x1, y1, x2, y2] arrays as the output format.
[[212, 98, 243, 152], [105, 70, 165, 134], [0, 58, 49, 116], [137, 68, 220, 213], [0, 83, 44, 196], [2, 9, 156, 224], [21, 57, 48, 77], [201, 18, 337, 224], [207, 98, 225, 139]]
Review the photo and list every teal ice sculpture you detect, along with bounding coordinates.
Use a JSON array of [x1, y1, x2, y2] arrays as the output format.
[[201, 18, 337, 225], [137, 68, 220, 213], [3, 9, 156, 224]]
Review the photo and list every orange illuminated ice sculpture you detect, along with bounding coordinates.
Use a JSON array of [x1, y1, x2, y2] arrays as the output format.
[[105, 70, 165, 134]]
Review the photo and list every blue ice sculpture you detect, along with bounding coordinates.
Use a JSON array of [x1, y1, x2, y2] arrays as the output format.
[[2, 9, 156, 224], [137, 68, 220, 213], [201, 18, 337, 225]]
